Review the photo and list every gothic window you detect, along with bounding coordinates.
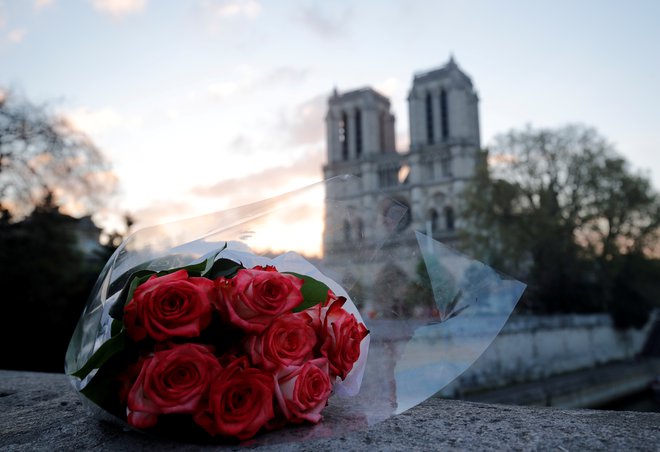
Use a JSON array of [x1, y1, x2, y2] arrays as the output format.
[[340, 112, 349, 160], [355, 109, 363, 157], [378, 165, 399, 188], [444, 206, 455, 231], [440, 89, 449, 140], [355, 218, 364, 241], [343, 219, 351, 241], [425, 92, 434, 145], [428, 209, 439, 233]]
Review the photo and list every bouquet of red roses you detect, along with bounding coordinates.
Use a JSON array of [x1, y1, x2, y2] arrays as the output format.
[[68, 247, 369, 441], [66, 177, 525, 445]]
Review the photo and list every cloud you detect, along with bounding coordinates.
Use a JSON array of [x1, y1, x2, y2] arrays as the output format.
[[197, 0, 263, 35], [66, 107, 142, 135], [130, 201, 194, 229], [298, 3, 352, 38], [7, 28, 26, 43], [202, 0, 262, 19], [281, 94, 327, 147], [228, 134, 253, 154], [261, 67, 308, 85], [191, 147, 323, 205], [189, 147, 325, 256], [34, 0, 55, 10], [375, 77, 402, 98], [208, 66, 309, 100], [90, 0, 147, 17], [207, 65, 256, 99], [208, 81, 239, 98]]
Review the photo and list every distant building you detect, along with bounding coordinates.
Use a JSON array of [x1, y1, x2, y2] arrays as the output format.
[[322, 57, 481, 314]]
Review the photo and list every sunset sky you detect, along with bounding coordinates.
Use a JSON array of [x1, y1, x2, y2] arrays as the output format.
[[2, 0, 659, 255]]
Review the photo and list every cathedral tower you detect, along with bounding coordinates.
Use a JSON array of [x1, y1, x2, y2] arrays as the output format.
[[405, 56, 481, 240], [322, 57, 481, 313], [408, 56, 480, 151], [325, 87, 396, 166]]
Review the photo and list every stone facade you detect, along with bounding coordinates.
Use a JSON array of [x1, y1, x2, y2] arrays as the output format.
[[322, 57, 481, 312]]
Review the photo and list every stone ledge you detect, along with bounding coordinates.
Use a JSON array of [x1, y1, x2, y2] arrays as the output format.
[[1, 370, 659, 451]]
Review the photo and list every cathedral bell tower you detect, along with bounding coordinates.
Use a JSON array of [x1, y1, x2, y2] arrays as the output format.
[[322, 57, 481, 310], [408, 55, 480, 151], [324, 88, 396, 168], [323, 88, 397, 254]]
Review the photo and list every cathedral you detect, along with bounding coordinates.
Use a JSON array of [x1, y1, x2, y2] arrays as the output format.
[[322, 57, 482, 314]]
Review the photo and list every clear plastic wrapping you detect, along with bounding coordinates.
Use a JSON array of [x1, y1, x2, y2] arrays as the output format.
[[66, 175, 525, 444]]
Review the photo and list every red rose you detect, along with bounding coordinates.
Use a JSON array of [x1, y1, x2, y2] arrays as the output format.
[[303, 289, 342, 330], [274, 358, 332, 424], [306, 294, 369, 381], [118, 358, 145, 405], [215, 266, 304, 333], [194, 356, 275, 440], [124, 269, 215, 342], [126, 343, 221, 429], [246, 311, 317, 374]]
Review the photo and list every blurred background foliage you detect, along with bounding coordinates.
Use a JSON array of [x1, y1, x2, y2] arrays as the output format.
[[0, 197, 113, 371], [0, 90, 123, 372], [459, 125, 660, 329]]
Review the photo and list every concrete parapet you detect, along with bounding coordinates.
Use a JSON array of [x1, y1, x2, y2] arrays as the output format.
[[1, 370, 658, 451]]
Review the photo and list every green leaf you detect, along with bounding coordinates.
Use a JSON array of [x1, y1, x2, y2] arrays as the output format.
[[286, 272, 332, 312], [109, 270, 155, 320], [205, 258, 244, 280], [78, 351, 130, 416], [178, 244, 228, 277], [69, 331, 127, 379], [125, 272, 156, 306], [111, 319, 123, 336], [177, 252, 217, 277], [79, 370, 117, 408]]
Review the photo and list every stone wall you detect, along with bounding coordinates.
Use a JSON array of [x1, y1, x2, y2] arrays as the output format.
[[441, 312, 657, 396]]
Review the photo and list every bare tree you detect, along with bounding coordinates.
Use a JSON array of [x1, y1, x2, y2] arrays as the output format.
[[0, 88, 116, 219]]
